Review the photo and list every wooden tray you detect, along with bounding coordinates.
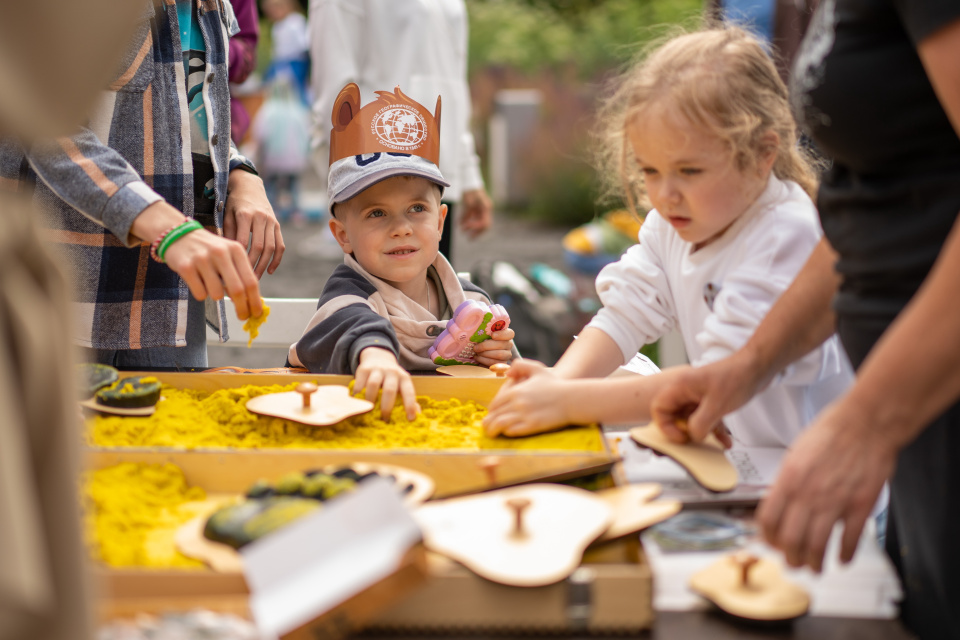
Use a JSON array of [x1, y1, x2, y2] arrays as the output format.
[[84, 372, 615, 499]]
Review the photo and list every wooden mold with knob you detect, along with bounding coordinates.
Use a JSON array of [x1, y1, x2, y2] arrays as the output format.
[[689, 551, 811, 621], [244, 382, 375, 426]]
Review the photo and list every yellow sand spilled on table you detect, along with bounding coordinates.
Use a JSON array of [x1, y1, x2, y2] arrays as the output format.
[[88, 383, 603, 451]]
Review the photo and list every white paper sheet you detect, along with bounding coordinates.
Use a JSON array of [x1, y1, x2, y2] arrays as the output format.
[[242, 478, 422, 639]]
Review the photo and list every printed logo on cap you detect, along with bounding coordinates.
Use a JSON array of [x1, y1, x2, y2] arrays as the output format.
[[371, 105, 428, 151]]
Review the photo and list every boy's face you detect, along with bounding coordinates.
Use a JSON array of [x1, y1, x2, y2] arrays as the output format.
[[330, 176, 447, 298]]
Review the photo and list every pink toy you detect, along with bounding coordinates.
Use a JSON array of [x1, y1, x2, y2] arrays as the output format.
[[429, 300, 510, 366]]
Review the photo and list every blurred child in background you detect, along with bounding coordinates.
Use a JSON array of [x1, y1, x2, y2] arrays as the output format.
[[251, 72, 311, 224]]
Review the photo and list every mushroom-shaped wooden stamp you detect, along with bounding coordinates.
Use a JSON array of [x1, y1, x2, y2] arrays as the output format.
[[689, 551, 811, 621], [245, 382, 374, 426], [414, 484, 612, 587]]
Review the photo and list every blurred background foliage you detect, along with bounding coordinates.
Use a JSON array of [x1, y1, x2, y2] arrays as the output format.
[[268, 0, 704, 226], [466, 0, 703, 226]]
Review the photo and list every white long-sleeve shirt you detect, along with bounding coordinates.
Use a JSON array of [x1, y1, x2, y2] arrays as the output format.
[[308, 0, 484, 202], [589, 176, 853, 447]]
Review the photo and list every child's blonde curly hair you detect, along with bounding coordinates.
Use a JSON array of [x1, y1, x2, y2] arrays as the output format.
[[595, 25, 822, 215]]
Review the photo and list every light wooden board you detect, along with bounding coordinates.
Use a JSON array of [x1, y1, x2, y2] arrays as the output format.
[[629, 424, 738, 492], [245, 385, 374, 426], [79, 397, 159, 416], [436, 364, 496, 378], [414, 484, 612, 587], [689, 553, 810, 621], [594, 484, 682, 541], [176, 512, 244, 573]]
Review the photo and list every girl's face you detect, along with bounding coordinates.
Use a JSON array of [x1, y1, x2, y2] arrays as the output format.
[[628, 103, 775, 251]]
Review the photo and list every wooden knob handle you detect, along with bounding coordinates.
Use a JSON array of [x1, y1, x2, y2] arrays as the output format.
[[478, 455, 501, 486], [507, 497, 532, 537], [731, 552, 759, 587], [489, 363, 510, 378], [296, 382, 318, 410]]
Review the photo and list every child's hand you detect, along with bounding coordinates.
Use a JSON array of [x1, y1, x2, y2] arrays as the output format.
[[473, 327, 516, 368], [483, 361, 577, 437], [355, 347, 420, 421]]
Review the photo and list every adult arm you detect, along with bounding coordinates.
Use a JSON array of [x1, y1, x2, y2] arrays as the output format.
[[758, 15, 960, 572], [26, 132, 266, 318]]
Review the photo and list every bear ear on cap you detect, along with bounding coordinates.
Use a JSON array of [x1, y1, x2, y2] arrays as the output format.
[[332, 83, 361, 132]]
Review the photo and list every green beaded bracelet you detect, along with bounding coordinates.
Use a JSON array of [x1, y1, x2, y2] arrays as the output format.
[[156, 219, 204, 262]]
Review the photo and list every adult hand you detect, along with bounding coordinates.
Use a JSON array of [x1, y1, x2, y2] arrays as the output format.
[[459, 188, 493, 238], [649, 352, 764, 446], [132, 200, 264, 319], [224, 169, 285, 278], [484, 359, 577, 437], [355, 346, 420, 421], [472, 327, 516, 367], [757, 401, 896, 572], [163, 225, 264, 320]]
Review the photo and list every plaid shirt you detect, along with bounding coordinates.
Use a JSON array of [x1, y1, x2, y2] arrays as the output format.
[[0, 0, 254, 349]]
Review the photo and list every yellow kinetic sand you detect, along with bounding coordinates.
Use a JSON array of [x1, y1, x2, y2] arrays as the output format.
[[83, 462, 225, 569], [88, 383, 604, 452], [242, 301, 271, 347]]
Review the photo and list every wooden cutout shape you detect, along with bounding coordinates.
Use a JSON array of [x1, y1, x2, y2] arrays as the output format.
[[78, 397, 162, 416], [689, 553, 810, 621], [436, 364, 496, 379], [175, 462, 435, 571], [176, 512, 243, 572], [413, 484, 612, 587], [245, 384, 374, 426], [595, 483, 682, 541], [436, 363, 511, 379], [629, 424, 738, 492]]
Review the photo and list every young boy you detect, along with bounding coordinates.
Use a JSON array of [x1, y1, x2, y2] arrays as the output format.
[[288, 84, 516, 419]]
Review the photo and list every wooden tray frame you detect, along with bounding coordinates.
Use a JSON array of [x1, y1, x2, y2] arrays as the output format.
[[84, 372, 615, 499]]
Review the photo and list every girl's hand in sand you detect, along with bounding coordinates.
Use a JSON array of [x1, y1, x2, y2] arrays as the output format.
[[484, 360, 579, 437], [355, 347, 420, 421]]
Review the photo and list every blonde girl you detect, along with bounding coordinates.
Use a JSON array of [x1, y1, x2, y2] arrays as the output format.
[[484, 26, 852, 448]]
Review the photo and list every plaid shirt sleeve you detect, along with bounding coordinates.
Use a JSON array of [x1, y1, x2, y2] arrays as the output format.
[[26, 131, 163, 248]]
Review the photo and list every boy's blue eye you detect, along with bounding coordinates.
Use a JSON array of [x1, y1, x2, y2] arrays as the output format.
[[411, 204, 426, 213], [367, 209, 385, 218]]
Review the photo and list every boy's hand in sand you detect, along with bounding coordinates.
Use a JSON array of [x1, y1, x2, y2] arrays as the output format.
[[355, 347, 420, 421]]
